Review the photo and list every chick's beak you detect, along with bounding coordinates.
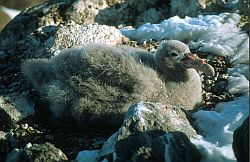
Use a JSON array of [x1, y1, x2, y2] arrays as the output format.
[[182, 53, 215, 76]]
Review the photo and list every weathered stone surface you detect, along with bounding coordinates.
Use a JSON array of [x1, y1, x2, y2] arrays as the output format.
[[6, 142, 68, 162], [95, 0, 169, 27], [135, 8, 167, 27], [16, 24, 127, 58], [96, 102, 200, 162], [171, 0, 249, 18], [233, 117, 249, 162], [64, 0, 108, 25], [0, 0, 71, 49], [0, 93, 35, 127]]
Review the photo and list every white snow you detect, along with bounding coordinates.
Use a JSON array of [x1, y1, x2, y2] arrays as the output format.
[[228, 64, 249, 79], [192, 95, 249, 162], [124, 102, 153, 126], [77, 13, 249, 162], [191, 135, 237, 162], [227, 74, 249, 94], [0, 6, 20, 19], [76, 150, 99, 162]]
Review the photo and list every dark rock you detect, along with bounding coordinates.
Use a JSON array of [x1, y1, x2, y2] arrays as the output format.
[[96, 102, 199, 162], [233, 117, 249, 162], [0, 131, 11, 162], [0, 93, 35, 128], [212, 80, 228, 95], [0, 0, 72, 50], [151, 132, 202, 162], [6, 142, 68, 162], [114, 131, 202, 162]]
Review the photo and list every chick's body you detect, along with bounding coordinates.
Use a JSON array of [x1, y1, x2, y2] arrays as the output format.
[[22, 41, 207, 127]]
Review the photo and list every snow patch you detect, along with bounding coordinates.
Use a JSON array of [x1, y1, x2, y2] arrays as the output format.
[[124, 102, 152, 125], [192, 95, 249, 162], [228, 64, 249, 79], [227, 75, 249, 94], [76, 150, 99, 162]]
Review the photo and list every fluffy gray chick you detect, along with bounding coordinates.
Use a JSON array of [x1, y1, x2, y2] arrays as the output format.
[[21, 40, 214, 128]]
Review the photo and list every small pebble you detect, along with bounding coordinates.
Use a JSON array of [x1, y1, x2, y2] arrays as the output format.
[[21, 123, 29, 130], [205, 80, 213, 85]]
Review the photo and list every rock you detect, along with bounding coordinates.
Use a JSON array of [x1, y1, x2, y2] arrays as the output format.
[[64, 0, 109, 25], [0, 0, 168, 50], [16, 24, 127, 58], [6, 142, 68, 162], [0, 92, 35, 128], [211, 80, 228, 95], [135, 8, 168, 27], [0, 9, 11, 31], [80, 102, 200, 162], [233, 117, 249, 162], [170, 0, 248, 18], [0, 0, 73, 50], [95, 0, 169, 27], [0, 131, 10, 162], [45, 24, 126, 55]]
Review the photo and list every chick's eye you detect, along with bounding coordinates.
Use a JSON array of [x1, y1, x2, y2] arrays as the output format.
[[170, 52, 178, 57]]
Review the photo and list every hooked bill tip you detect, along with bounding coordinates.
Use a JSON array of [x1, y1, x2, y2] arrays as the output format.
[[182, 53, 215, 76], [201, 63, 215, 76]]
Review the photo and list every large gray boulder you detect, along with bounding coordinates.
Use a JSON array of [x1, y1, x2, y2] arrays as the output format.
[[78, 102, 201, 162], [6, 142, 68, 162], [15, 24, 127, 59], [233, 117, 249, 162], [170, 0, 249, 18]]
